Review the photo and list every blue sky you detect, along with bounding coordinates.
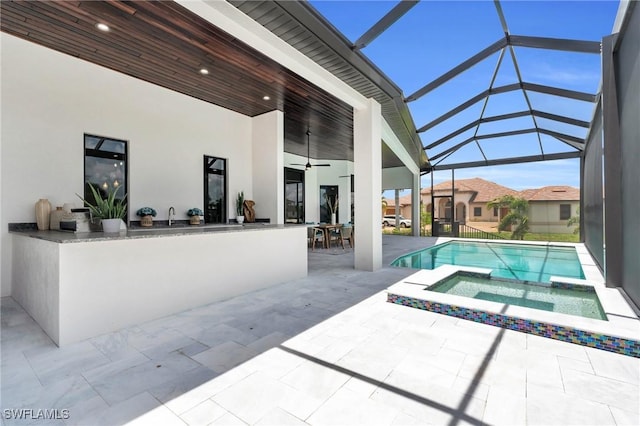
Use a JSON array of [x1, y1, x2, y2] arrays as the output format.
[[309, 0, 619, 191]]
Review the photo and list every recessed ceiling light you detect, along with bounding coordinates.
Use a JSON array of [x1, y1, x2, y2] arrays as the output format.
[[263, 95, 271, 101], [199, 68, 209, 75], [96, 23, 110, 32]]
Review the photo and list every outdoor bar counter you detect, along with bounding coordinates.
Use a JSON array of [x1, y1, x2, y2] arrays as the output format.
[[11, 224, 307, 346]]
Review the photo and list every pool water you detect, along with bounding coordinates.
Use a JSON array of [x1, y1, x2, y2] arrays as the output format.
[[392, 241, 585, 283], [429, 274, 606, 320]]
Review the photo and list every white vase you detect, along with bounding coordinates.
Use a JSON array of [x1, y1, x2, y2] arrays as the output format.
[[237, 215, 245, 224], [331, 213, 336, 225], [101, 218, 122, 233], [35, 198, 52, 230]]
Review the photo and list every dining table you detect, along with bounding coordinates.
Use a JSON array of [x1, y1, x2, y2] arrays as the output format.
[[315, 223, 343, 249]]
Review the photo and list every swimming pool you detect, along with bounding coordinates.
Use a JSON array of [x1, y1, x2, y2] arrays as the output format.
[[429, 273, 606, 320], [391, 241, 585, 283]]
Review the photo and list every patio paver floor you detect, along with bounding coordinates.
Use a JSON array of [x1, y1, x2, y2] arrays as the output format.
[[1, 236, 638, 425]]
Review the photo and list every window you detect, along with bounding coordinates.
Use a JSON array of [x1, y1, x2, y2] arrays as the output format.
[[84, 134, 128, 221], [285, 168, 304, 224], [493, 207, 498, 217], [204, 156, 227, 224], [560, 204, 571, 220], [474, 207, 482, 217]]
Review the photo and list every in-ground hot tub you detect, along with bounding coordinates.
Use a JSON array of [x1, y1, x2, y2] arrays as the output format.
[[387, 265, 640, 358], [429, 272, 606, 320]]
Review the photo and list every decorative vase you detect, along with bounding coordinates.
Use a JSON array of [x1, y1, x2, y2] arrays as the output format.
[[49, 206, 65, 230], [331, 213, 336, 225], [101, 218, 122, 233], [237, 215, 245, 224], [140, 215, 153, 227], [35, 198, 52, 230], [190, 216, 201, 225]]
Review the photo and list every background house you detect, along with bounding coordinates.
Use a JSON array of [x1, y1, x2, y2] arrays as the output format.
[[520, 186, 580, 233], [387, 178, 580, 234], [421, 178, 518, 224]]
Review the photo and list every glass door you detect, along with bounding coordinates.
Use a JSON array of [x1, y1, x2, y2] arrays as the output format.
[[284, 168, 305, 224], [320, 185, 338, 223]]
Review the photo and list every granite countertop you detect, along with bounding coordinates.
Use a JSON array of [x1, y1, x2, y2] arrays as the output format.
[[10, 223, 300, 243]]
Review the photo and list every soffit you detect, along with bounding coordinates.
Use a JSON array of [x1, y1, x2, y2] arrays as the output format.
[[229, 0, 428, 171]]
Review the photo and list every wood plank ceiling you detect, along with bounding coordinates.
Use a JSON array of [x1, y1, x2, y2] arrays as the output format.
[[0, 0, 354, 161]]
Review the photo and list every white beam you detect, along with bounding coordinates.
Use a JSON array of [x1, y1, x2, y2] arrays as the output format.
[[382, 118, 420, 174], [178, 0, 367, 110]]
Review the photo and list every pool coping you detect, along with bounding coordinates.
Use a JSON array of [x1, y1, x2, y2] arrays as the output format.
[[387, 261, 640, 358]]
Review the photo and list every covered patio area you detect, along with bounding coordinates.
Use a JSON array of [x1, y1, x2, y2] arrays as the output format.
[[2, 235, 637, 425]]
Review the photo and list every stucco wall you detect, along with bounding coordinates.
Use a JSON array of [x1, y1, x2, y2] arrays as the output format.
[[528, 201, 580, 234], [467, 202, 500, 223], [1, 34, 257, 296]]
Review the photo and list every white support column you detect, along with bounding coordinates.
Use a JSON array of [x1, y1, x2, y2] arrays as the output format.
[[252, 110, 284, 224], [394, 189, 400, 230], [412, 172, 421, 236], [354, 98, 382, 271]]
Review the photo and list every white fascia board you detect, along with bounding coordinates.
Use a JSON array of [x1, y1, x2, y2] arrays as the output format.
[[178, 0, 367, 110], [381, 117, 420, 174]]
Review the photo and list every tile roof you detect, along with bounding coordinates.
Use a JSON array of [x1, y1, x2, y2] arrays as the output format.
[[384, 194, 412, 207], [420, 177, 518, 202], [519, 185, 580, 201]]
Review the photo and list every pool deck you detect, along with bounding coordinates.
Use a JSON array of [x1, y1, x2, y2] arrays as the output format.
[[1, 236, 639, 425]]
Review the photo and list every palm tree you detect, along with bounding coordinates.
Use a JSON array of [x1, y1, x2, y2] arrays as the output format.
[[487, 195, 530, 240], [381, 196, 388, 215]]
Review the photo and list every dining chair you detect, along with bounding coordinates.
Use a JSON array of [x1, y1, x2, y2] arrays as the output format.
[[307, 225, 324, 250], [341, 225, 354, 248], [328, 225, 345, 249]]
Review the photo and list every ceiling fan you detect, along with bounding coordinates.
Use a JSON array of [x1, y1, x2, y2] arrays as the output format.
[[290, 129, 330, 171]]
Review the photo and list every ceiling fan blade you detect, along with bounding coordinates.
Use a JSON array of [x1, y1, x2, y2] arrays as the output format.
[[312, 164, 331, 167], [289, 163, 306, 166]]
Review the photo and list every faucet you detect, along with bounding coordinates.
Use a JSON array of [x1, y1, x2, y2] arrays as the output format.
[[168, 206, 175, 226]]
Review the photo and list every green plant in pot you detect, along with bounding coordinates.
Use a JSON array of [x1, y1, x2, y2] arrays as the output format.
[[187, 207, 203, 225], [236, 191, 245, 224], [76, 183, 127, 233]]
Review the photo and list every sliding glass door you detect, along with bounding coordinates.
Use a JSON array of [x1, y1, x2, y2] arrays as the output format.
[[285, 168, 305, 224]]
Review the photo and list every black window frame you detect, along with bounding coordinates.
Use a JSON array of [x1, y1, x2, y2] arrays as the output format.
[[84, 133, 128, 223], [204, 155, 228, 224], [284, 167, 305, 224], [560, 204, 571, 220]]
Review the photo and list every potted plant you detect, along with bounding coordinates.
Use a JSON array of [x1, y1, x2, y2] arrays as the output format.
[[187, 207, 203, 225], [76, 183, 127, 233], [236, 191, 245, 224], [136, 207, 156, 227]]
